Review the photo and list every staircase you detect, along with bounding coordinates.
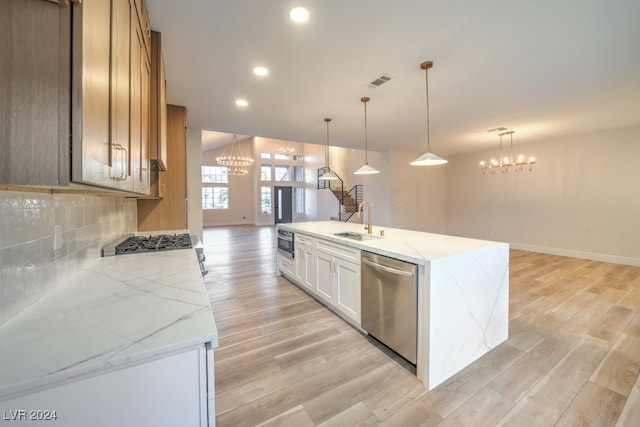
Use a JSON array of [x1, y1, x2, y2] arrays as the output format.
[[317, 167, 363, 222]]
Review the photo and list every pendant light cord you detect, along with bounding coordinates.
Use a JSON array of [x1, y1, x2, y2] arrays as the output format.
[[425, 65, 431, 153], [363, 99, 369, 164], [325, 118, 331, 168]]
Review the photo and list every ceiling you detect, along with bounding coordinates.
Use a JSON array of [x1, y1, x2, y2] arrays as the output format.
[[147, 0, 640, 156]]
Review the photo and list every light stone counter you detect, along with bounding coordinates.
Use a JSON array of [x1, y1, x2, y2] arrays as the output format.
[[278, 221, 509, 390], [0, 246, 217, 401]]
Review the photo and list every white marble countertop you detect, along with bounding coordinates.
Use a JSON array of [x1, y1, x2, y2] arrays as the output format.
[[278, 221, 507, 265], [0, 246, 218, 401]]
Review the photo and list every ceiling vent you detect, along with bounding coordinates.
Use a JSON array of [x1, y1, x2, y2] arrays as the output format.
[[366, 74, 392, 89]]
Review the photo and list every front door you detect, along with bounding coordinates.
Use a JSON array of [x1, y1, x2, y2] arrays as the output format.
[[274, 186, 293, 224]]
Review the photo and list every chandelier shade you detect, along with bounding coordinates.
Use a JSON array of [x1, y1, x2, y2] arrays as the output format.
[[354, 96, 380, 175], [216, 135, 254, 175], [411, 61, 448, 166]]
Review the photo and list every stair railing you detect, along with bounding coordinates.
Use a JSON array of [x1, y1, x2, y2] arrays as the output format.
[[317, 167, 363, 222]]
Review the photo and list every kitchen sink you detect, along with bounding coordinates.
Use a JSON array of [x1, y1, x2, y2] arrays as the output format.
[[333, 231, 379, 241]]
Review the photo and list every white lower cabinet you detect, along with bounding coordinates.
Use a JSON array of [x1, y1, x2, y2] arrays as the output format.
[[315, 250, 334, 302], [279, 231, 361, 327], [334, 257, 361, 323], [0, 344, 215, 427], [278, 254, 295, 277], [295, 245, 316, 290]]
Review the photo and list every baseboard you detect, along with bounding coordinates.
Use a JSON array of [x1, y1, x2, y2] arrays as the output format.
[[510, 243, 640, 267]]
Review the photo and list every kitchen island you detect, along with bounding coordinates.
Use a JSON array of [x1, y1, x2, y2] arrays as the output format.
[[0, 244, 217, 426], [277, 221, 509, 390]]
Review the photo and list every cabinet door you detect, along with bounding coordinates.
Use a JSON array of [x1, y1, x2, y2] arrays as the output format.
[[110, 0, 133, 191], [71, 0, 112, 187], [315, 251, 334, 302], [334, 258, 361, 324], [0, 0, 70, 186], [278, 254, 295, 277], [150, 31, 168, 171], [130, 10, 150, 195], [295, 245, 315, 290], [0, 347, 207, 426]]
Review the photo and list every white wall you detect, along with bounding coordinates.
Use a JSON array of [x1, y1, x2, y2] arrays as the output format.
[[387, 150, 447, 233], [201, 137, 255, 227], [303, 142, 332, 221], [345, 149, 392, 227], [445, 125, 640, 265]]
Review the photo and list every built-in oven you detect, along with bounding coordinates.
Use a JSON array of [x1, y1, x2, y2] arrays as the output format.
[[277, 229, 295, 259]]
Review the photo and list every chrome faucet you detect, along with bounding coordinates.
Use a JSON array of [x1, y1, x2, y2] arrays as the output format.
[[357, 201, 373, 234]]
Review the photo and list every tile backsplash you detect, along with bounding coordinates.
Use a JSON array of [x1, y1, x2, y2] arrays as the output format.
[[0, 191, 137, 326]]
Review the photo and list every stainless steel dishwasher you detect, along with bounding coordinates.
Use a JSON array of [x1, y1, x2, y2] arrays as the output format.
[[361, 251, 418, 364]]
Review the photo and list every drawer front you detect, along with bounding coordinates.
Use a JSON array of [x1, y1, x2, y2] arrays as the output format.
[[295, 233, 315, 247], [278, 254, 295, 276], [316, 238, 360, 264]]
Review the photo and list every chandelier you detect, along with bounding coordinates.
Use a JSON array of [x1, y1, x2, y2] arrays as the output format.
[[480, 130, 536, 175], [411, 60, 447, 166], [277, 141, 295, 155], [216, 134, 253, 176]]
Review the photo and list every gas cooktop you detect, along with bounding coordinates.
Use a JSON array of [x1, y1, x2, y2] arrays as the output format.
[[103, 233, 193, 256]]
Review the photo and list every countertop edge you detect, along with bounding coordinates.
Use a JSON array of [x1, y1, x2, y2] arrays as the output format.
[[278, 221, 508, 264]]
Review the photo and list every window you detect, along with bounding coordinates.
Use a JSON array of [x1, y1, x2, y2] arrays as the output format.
[[202, 166, 228, 183], [293, 166, 303, 182], [261, 164, 272, 181], [261, 186, 272, 214], [293, 154, 304, 161], [260, 152, 271, 159], [294, 187, 304, 213], [273, 153, 289, 160], [274, 165, 290, 181], [202, 187, 228, 209]]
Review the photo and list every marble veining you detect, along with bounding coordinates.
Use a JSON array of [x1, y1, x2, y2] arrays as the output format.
[[279, 221, 509, 390], [0, 247, 218, 401]]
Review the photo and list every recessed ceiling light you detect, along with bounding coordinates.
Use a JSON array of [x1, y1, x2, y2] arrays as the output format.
[[253, 66, 269, 76], [235, 99, 248, 107], [289, 7, 309, 23]]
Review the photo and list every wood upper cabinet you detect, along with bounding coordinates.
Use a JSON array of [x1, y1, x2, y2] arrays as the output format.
[[131, 6, 151, 195], [150, 31, 168, 172], [74, 0, 149, 194], [1, 0, 71, 186], [1, 0, 151, 195], [109, 0, 134, 191], [137, 105, 187, 231], [134, 0, 151, 61]]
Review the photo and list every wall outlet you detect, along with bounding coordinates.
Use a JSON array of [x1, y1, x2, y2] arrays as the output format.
[[53, 225, 62, 250]]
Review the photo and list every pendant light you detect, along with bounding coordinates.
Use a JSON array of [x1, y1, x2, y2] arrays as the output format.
[[319, 118, 338, 180], [411, 61, 448, 166], [354, 97, 380, 175]]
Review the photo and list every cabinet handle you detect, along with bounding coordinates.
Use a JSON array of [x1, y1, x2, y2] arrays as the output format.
[[119, 145, 128, 180], [111, 144, 121, 181], [111, 144, 128, 181]]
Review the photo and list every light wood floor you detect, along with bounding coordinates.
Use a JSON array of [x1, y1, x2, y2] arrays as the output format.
[[203, 225, 640, 427]]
